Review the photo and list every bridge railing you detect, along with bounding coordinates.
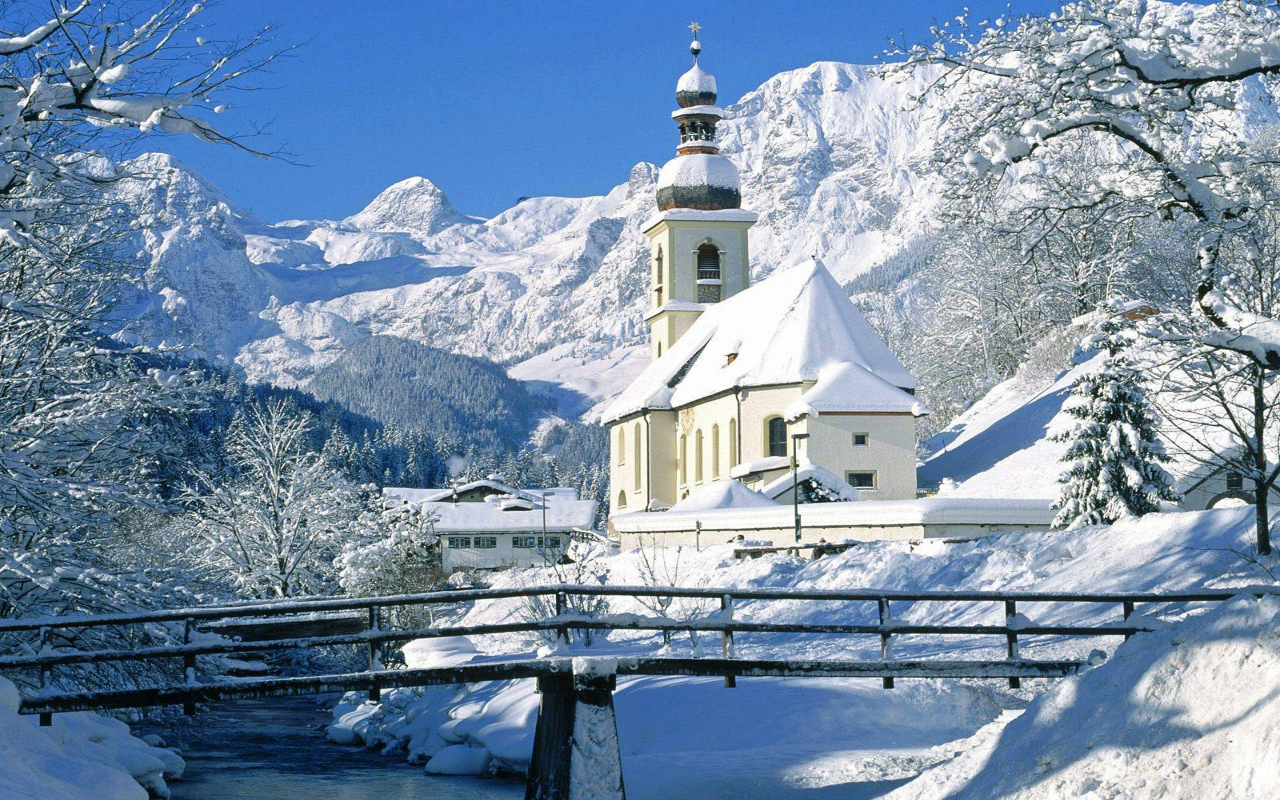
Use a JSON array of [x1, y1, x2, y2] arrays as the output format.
[[2, 583, 1277, 720]]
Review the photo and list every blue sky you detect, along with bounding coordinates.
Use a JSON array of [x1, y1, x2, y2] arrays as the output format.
[[155, 0, 1063, 222]]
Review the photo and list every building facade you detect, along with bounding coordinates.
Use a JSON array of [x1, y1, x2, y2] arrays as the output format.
[[604, 34, 925, 526]]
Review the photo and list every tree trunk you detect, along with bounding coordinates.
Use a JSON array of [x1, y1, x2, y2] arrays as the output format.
[[1253, 371, 1272, 555]]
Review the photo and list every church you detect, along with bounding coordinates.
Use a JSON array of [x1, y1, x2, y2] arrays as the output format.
[[603, 33, 926, 519]]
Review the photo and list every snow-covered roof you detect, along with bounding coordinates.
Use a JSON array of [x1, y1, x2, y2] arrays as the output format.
[[729, 456, 791, 479], [603, 258, 918, 422], [761, 463, 861, 502], [667, 480, 779, 513], [785, 362, 926, 420], [677, 64, 717, 97], [643, 208, 759, 231], [384, 481, 579, 505], [427, 497, 598, 533], [672, 105, 725, 120], [656, 154, 740, 193]]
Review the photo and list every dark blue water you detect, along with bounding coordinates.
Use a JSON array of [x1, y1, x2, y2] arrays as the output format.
[[165, 698, 522, 800]]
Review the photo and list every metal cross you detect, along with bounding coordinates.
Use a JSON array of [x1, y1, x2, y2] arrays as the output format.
[[688, 22, 702, 38]]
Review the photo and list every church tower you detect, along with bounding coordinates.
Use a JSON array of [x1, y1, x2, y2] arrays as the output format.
[[643, 26, 757, 361]]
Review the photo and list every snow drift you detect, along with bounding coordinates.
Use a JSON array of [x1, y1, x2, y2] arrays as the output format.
[[0, 677, 184, 800]]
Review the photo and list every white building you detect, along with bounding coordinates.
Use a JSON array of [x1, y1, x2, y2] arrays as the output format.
[[603, 34, 926, 527], [384, 480, 597, 572]]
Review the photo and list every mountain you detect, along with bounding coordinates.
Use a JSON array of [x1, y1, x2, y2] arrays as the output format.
[[306, 336, 553, 451], [109, 59, 1277, 424]]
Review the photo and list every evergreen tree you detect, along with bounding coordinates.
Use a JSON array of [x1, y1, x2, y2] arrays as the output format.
[[1052, 306, 1177, 529]]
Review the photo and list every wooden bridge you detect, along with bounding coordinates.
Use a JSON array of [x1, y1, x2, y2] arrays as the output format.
[[2, 583, 1274, 799]]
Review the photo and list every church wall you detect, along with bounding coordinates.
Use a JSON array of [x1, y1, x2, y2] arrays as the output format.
[[647, 219, 751, 308], [609, 411, 681, 515], [806, 413, 918, 500]]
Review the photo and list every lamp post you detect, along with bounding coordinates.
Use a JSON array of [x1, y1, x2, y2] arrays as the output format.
[[791, 432, 810, 543]]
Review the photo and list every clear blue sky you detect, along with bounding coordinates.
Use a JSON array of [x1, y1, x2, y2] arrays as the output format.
[[154, 0, 1064, 222]]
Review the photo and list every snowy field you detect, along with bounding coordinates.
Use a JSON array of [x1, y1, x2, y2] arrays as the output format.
[[329, 507, 1280, 798]]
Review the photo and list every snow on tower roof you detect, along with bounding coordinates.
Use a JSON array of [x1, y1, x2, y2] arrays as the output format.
[[677, 64, 717, 98], [656, 153, 740, 192], [603, 258, 919, 422]]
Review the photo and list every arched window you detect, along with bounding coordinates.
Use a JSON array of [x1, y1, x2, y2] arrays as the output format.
[[680, 434, 688, 485], [654, 246, 664, 305], [617, 490, 627, 509], [696, 244, 722, 303], [617, 426, 625, 465], [729, 419, 738, 468], [711, 424, 721, 478], [633, 423, 642, 491], [766, 417, 788, 458], [695, 429, 704, 483]]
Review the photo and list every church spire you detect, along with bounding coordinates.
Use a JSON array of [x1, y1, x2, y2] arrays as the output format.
[[657, 26, 742, 212]]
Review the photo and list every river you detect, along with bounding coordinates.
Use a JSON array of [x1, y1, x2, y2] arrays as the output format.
[[161, 697, 523, 800]]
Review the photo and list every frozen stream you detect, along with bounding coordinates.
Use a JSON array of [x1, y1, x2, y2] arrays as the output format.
[[162, 697, 523, 800]]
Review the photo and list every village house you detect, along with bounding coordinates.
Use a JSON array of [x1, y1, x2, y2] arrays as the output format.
[[603, 35, 927, 522], [384, 479, 597, 573]]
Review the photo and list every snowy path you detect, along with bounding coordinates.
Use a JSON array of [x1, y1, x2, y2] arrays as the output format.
[[163, 697, 521, 800]]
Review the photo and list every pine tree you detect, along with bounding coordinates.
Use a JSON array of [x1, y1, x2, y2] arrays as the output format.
[[1052, 306, 1178, 530]]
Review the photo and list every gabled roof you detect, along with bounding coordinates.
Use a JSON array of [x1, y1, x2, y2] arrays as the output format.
[[383, 480, 580, 505], [427, 498, 598, 532], [603, 259, 918, 423]]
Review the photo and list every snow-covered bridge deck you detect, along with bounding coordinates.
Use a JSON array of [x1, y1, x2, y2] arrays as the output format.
[[3, 584, 1277, 799]]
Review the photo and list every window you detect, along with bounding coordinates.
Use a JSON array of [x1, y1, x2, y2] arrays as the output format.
[[696, 244, 722, 303], [474, 536, 498, 549], [729, 419, 738, 467], [617, 489, 627, 509], [634, 423, 643, 491], [680, 434, 688, 484], [654, 246, 664, 305], [853, 433, 869, 447], [447, 536, 472, 548], [544, 536, 561, 548], [711, 424, 721, 478], [1227, 471, 1244, 492], [846, 472, 877, 490], [617, 427, 625, 465], [767, 417, 788, 458], [513, 536, 536, 549], [695, 429, 704, 483]]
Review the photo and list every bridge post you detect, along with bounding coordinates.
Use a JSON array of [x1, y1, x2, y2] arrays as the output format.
[[526, 661, 626, 800], [878, 599, 894, 689], [182, 618, 196, 715], [721, 595, 736, 688], [368, 605, 383, 703], [1122, 600, 1135, 641], [554, 591, 569, 649], [38, 625, 51, 727], [1004, 601, 1020, 689]]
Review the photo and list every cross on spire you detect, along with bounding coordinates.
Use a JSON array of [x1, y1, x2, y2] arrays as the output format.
[[688, 22, 702, 38], [688, 22, 703, 61]]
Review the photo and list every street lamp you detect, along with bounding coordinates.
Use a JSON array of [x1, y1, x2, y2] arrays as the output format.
[[791, 432, 810, 543]]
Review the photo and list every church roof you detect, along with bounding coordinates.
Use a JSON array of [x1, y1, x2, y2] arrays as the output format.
[[602, 258, 921, 423]]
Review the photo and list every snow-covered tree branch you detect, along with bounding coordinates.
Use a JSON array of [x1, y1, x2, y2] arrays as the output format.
[[886, 0, 1280, 368]]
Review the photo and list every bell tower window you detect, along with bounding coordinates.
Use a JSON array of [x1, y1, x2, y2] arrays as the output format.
[[696, 243, 722, 303], [654, 246, 664, 306]]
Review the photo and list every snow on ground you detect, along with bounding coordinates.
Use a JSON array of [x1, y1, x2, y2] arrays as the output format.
[[329, 507, 1279, 797], [888, 594, 1280, 799], [0, 677, 185, 799]]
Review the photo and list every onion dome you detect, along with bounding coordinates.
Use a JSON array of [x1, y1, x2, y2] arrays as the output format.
[[677, 63, 717, 108], [656, 152, 741, 211]]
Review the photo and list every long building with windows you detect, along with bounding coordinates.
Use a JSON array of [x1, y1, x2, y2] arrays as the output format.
[[603, 34, 926, 523], [385, 480, 596, 572]]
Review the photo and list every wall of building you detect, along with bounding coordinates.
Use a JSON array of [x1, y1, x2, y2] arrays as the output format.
[[805, 413, 918, 500], [646, 218, 752, 312], [441, 532, 570, 572], [615, 520, 1047, 550], [1181, 470, 1280, 511]]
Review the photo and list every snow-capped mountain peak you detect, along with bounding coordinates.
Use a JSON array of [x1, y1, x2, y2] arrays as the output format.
[[343, 175, 473, 236]]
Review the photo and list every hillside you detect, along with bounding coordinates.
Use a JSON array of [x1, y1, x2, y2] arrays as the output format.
[[306, 336, 554, 452]]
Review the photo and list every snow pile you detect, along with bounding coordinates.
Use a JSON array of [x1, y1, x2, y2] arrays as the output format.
[[890, 594, 1280, 799], [330, 507, 1277, 795], [655, 153, 740, 192], [0, 678, 184, 800], [666, 479, 777, 512]]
